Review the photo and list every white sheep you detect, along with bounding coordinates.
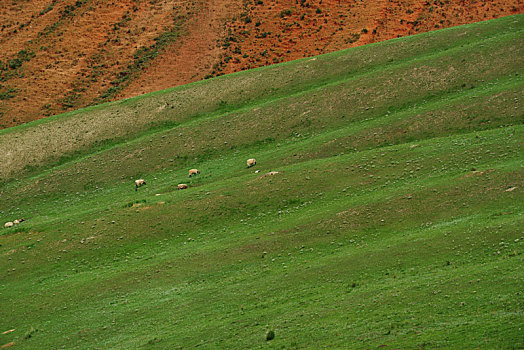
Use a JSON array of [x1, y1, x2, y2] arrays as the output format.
[[177, 184, 188, 190], [135, 179, 146, 191], [247, 158, 257, 168], [4, 222, 13, 228], [189, 169, 200, 177]]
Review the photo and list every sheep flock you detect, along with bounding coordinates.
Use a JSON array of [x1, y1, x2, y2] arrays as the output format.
[[134, 158, 258, 193]]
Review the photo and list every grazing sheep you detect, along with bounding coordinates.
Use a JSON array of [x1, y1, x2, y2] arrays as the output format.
[[13, 218, 24, 224], [189, 169, 200, 177], [135, 179, 146, 191], [4, 222, 13, 228], [247, 158, 257, 168], [177, 184, 188, 190]]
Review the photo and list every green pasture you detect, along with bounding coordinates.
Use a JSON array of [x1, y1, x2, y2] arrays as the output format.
[[0, 15, 523, 349]]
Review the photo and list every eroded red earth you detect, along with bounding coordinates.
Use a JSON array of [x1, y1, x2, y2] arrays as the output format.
[[0, 0, 521, 128]]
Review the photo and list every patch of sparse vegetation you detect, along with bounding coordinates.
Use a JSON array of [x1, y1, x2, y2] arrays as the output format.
[[345, 33, 360, 44], [0, 86, 18, 100], [95, 17, 186, 103]]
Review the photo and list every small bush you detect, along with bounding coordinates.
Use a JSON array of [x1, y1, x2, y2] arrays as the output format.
[[24, 326, 39, 339], [280, 9, 292, 17], [255, 32, 270, 38], [17, 49, 35, 61], [8, 58, 23, 70], [0, 87, 18, 100], [345, 33, 360, 44]]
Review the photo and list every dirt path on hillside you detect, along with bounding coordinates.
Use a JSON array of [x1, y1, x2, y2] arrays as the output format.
[[118, 0, 243, 99]]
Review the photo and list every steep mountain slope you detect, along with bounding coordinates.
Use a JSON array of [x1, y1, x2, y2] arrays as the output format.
[[0, 0, 522, 128], [0, 16, 523, 348], [0, 0, 244, 127]]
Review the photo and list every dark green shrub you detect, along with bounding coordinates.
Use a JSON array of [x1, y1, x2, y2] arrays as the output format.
[[280, 9, 292, 17]]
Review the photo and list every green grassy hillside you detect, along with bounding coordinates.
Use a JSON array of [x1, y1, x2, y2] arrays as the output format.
[[1, 15, 523, 349]]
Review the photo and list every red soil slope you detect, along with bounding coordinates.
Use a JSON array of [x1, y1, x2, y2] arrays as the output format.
[[0, 0, 521, 128]]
